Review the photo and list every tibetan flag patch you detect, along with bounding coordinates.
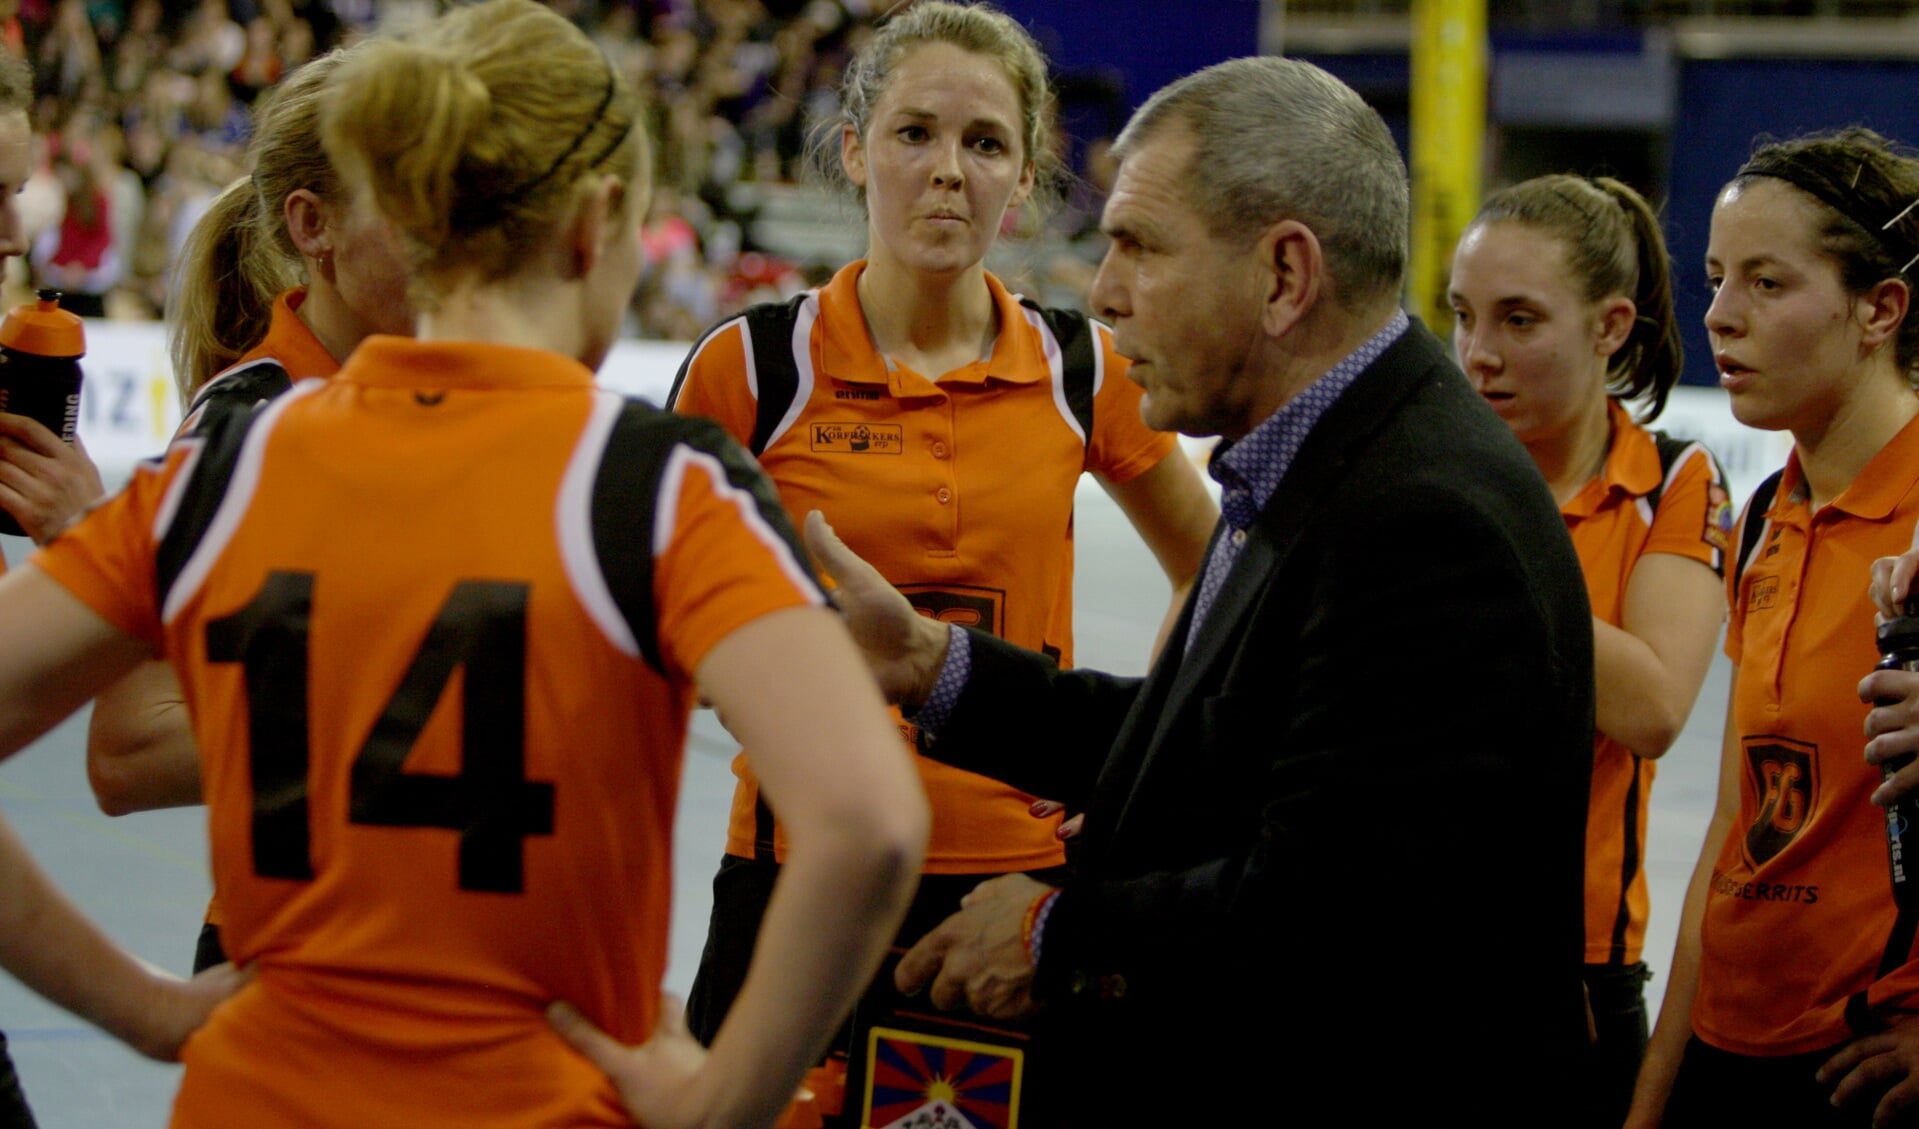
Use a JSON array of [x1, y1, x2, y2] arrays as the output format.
[[861, 1027, 1023, 1129]]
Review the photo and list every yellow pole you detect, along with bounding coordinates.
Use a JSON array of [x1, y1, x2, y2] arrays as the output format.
[[1408, 0, 1486, 332]]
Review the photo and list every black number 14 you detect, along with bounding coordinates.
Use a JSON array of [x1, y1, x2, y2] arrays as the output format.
[[205, 571, 556, 894]]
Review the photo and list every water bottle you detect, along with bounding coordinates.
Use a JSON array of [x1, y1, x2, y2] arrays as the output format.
[[1874, 603, 1919, 902], [0, 289, 84, 538]]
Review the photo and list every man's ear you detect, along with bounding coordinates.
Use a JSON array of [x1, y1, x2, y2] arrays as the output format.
[[1257, 219, 1323, 339], [284, 188, 330, 266]]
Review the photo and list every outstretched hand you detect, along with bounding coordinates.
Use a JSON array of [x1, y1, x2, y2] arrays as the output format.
[[895, 872, 1050, 1021], [803, 510, 949, 711], [0, 413, 103, 545]]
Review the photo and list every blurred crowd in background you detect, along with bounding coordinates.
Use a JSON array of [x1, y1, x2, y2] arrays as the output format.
[[2, 0, 1123, 339]]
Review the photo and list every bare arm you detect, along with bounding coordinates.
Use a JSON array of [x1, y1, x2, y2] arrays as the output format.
[[0, 565, 245, 1056], [0, 565, 151, 756], [0, 814, 246, 1059], [1097, 451, 1216, 658], [1594, 553, 1725, 759], [554, 604, 927, 1129], [86, 661, 203, 816], [1625, 689, 1741, 1127]]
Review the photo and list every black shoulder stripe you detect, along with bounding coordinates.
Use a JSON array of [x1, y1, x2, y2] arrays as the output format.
[[186, 360, 293, 427], [667, 316, 743, 412], [1736, 468, 1786, 584], [592, 400, 669, 673], [590, 401, 820, 676], [1021, 298, 1096, 444], [742, 295, 811, 457], [154, 396, 265, 611], [1644, 429, 1699, 515]]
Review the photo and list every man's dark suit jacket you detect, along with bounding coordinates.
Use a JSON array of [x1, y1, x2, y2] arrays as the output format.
[[931, 321, 1594, 1124]]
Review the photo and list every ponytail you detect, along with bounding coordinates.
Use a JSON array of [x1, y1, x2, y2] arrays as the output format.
[[165, 178, 299, 401], [1471, 173, 1683, 422], [1594, 176, 1682, 422]]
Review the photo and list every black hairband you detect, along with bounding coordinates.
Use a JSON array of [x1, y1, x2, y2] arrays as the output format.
[[517, 60, 623, 198], [450, 55, 630, 231], [1739, 154, 1919, 274]]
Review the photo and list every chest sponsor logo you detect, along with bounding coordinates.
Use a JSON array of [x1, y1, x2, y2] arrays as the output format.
[[835, 388, 883, 401], [812, 422, 903, 454], [900, 584, 1004, 638], [1741, 736, 1818, 866], [1748, 574, 1778, 612]]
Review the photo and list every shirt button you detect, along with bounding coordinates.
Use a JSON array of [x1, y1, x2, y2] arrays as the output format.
[[932, 441, 949, 459], [1231, 529, 1247, 546], [937, 487, 952, 504]]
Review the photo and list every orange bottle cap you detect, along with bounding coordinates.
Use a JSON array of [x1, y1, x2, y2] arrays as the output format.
[[0, 290, 85, 358]]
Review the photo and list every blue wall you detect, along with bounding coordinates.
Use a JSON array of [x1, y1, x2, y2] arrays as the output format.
[[1667, 58, 1919, 388], [993, 0, 1261, 110]]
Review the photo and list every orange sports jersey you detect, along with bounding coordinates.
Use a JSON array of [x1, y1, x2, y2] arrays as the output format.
[[34, 336, 825, 1127], [1699, 411, 1919, 1055], [178, 287, 338, 433], [1564, 400, 1729, 966], [671, 261, 1176, 873], [185, 287, 338, 932]]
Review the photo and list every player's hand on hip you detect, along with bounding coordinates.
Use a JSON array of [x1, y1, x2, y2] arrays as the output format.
[[803, 510, 949, 711], [897, 873, 1049, 1022], [549, 994, 712, 1129], [128, 960, 254, 1061]]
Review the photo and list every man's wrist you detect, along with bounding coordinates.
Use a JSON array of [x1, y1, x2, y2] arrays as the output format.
[[905, 624, 970, 740], [907, 615, 953, 711], [1022, 887, 1062, 968]]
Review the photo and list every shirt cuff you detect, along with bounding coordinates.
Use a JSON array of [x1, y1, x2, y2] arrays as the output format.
[[905, 622, 971, 743]]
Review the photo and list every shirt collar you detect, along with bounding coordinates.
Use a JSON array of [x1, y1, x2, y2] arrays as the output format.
[[1562, 399, 1663, 519], [816, 261, 1047, 390], [338, 336, 597, 391], [1211, 308, 1410, 526], [1779, 407, 1919, 522]]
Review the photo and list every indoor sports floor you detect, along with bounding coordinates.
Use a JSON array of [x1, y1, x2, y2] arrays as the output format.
[[0, 476, 1725, 1126]]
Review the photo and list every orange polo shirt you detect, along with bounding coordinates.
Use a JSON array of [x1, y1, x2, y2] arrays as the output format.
[[1564, 399, 1729, 966], [37, 337, 825, 1127], [672, 262, 1175, 873], [1698, 410, 1919, 1054], [181, 288, 340, 931]]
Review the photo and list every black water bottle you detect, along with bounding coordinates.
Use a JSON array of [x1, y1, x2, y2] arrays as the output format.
[[1874, 604, 1919, 901], [0, 289, 85, 538]]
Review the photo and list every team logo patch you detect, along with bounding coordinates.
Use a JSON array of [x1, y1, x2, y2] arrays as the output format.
[[863, 1027, 1022, 1129], [1742, 737, 1818, 866], [1704, 482, 1733, 554], [811, 422, 903, 454], [900, 585, 1005, 638], [1748, 574, 1778, 612]]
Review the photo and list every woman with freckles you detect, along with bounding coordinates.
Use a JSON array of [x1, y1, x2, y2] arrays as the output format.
[[667, 0, 1215, 1112], [1626, 128, 1919, 1129], [1449, 174, 1728, 1129]]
